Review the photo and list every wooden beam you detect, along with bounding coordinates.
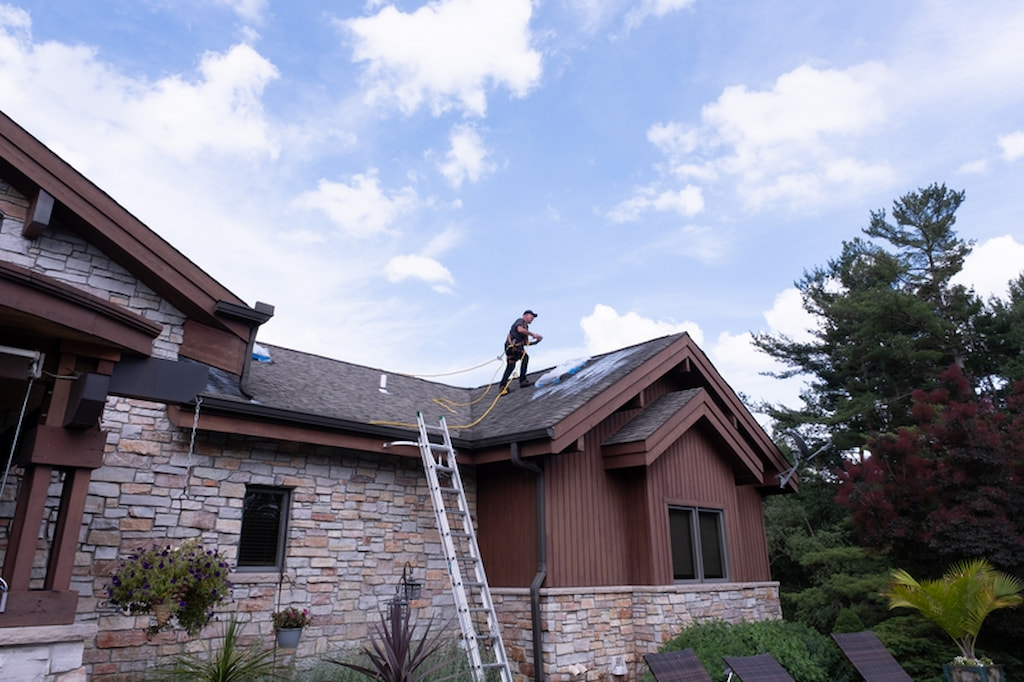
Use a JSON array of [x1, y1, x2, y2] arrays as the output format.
[[21, 188, 53, 239], [1, 464, 52, 590], [45, 468, 92, 591], [0, 590, 77, 627], [18, 424, 106, 469]]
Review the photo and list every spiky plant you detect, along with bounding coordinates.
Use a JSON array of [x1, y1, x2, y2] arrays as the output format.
[[153, 616, 288, 681], [884, 558, 1022, 663], [330, 603, 454, 682]]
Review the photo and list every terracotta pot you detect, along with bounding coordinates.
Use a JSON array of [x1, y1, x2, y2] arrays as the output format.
[[275, 627, 302, 649], [942, 664, 1004, 682]]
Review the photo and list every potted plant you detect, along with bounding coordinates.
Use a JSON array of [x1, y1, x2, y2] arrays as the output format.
[[271, 606, 312, 648], [884, 558, 1022, 682], [105, 539, 233, 636]]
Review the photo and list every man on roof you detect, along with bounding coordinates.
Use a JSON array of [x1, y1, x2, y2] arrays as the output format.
[[499, 310, 543, 394]]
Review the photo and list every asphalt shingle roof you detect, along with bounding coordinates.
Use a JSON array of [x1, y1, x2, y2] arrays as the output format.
[[200, 333, 685, 445], [603, 388, 704, 446]]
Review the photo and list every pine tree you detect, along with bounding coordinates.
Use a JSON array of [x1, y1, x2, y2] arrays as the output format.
[[754, 183, 984, 454]]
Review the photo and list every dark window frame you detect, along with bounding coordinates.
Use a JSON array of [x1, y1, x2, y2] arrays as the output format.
[[668, 505, 728, 583], [237, 486, 291, 572]]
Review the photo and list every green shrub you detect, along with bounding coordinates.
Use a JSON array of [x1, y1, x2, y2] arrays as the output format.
[[651, 618, 844, 682], [832, 608, 864, 634]]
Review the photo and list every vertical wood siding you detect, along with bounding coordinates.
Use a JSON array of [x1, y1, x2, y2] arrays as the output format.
[[478, 383, 774, 587], [477, 461, 539, 586]]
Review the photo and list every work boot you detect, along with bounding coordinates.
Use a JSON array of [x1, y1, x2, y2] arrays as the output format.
[[519, 378, 533, 388]]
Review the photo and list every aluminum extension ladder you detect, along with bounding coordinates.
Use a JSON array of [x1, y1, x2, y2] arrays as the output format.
[[407, 412, 513, 682]]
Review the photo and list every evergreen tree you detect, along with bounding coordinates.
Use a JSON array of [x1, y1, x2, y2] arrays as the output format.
[[754, 183, 984, 454]]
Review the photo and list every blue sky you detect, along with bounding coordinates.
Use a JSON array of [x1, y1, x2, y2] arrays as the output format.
[[2, 0, 1023, 417]]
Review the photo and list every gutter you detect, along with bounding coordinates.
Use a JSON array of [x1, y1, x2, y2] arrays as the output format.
[[189, 395, 559, 456], [510, 442, 546, 682]]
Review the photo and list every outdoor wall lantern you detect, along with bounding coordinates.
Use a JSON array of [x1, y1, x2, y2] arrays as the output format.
[[387, 563, 422, 616], [396, 563, 422, 603]]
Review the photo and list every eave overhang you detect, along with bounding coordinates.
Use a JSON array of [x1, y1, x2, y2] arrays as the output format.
[[0, 260, 162, 355]]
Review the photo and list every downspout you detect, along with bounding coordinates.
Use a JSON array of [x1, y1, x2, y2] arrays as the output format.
[[510, 442, 546, 682]]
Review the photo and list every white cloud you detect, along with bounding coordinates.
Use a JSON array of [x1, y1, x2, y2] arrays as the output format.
[[998, 131, 1024, 162], [580, 303, 703, 354], [707, 330, 804, 415], [293, 171, 418, 238], [954, 235, 1024, 301], [956, 159, 988, 175], [705, 62, 893, 207], [706, 63, 889, 149], [0, 4, 29, 34], [214, 0, 268, 23], [384, 254, 455, 293], [624, 0, 696, 29], [342, 0, 542, 116], [763, 287, 816, 342], [0, 13, 279, 163], [647, 121, 699, 159], [438, 124, 496, 187], [607, 184, 703, 222], [135, 44, 280, 160]]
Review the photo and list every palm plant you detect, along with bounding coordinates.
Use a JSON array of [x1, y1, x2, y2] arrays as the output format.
[[884, 558, 1022, 663]]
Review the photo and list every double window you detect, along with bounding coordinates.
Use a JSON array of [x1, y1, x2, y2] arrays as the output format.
[[668, 506, 727, 582], [237, 486, 290, 571]]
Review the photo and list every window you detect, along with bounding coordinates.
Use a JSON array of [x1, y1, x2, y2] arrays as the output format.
[[668, 506, 727, 582], [237, 486, 290, 571]]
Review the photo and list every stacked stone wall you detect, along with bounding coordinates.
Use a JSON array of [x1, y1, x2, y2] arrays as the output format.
[[494, 583, 782, 681], [0, 624, 97, 681], [80, 420, 465, 679]]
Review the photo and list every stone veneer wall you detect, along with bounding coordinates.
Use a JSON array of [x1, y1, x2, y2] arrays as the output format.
[[0, 623, 97, 681], [0, 181, 189, 678], [81, 426, 466, 679], [493, 583, 782, 682]]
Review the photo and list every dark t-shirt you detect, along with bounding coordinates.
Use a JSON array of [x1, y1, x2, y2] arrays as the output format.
[[508, 317, 529, 346]]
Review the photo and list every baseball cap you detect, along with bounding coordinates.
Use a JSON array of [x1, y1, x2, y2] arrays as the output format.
[[523, 309, 538, 317]]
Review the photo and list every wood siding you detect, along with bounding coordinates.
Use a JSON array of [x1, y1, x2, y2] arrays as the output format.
[[478, 384, 774, 587], [476, 461, 539, 586], [646, 426, 771, 583]]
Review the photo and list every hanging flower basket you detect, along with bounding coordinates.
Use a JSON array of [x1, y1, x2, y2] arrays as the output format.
[[104, 540, 233, 636], [275, 628, 302, 649], [152, 601, 174, 629]]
